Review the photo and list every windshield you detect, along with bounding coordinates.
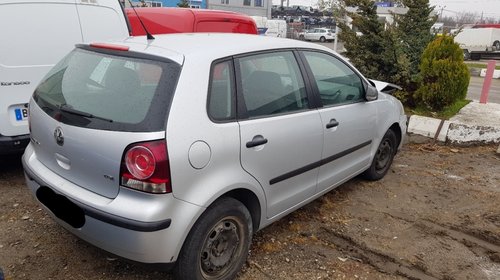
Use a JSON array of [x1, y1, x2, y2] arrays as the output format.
[[33, 48, 181, 132]]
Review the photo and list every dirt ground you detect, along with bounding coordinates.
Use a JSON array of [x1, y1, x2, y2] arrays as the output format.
[[1, 143, 499, 280]]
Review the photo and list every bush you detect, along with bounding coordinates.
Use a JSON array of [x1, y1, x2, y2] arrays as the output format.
[[414, 35, 470, 111]]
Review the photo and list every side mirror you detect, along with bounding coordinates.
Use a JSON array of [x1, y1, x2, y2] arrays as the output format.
[[365, 85, 378, 101]]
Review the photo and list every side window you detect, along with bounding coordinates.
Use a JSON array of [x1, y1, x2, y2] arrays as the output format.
[[238, 52, 308, 118], [303, 51, 365, 106], [208, 61, 235, 121]]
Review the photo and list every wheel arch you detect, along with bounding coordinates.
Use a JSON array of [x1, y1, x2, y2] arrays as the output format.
[[222, 188, 262, 231], [389, 122, 402, 151]]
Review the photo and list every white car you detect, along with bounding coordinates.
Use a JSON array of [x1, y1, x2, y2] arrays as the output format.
[[300, 28, 336, 42], [23, 33, 406, 279]]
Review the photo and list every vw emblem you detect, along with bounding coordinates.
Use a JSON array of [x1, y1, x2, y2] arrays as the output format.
[[54, 127, 64, 146]]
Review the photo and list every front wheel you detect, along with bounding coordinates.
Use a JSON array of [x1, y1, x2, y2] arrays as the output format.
[[174, 197, 253, 280], [362, 129, 397, 181], [494, 41, 500, 51]]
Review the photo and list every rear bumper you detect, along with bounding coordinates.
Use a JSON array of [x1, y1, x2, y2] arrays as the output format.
[[22, 144, 203, 264], [0, 133, 29, 155]]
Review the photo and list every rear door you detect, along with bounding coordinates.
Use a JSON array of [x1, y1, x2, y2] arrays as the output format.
[[0, 1, 81, 137], [236, 51, 323, 218], [299, 51, 377, 193], [76, 0, 129, 42]]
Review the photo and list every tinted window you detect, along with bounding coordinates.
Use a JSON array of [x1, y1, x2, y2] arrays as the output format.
[[33, 48, 181, 132], [238, 52, 308, 118], [303, 51, 364, 106], [208, 61, 235, 121]]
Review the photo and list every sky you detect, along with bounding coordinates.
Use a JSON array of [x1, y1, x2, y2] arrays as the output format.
[[272, 0, 500, 19], [429, 0, 500, 18]]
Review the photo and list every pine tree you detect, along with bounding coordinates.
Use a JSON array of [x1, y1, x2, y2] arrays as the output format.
[[337, 0, 402, 84], [393, 0, 436, 82], [415, 35, 470, 111]]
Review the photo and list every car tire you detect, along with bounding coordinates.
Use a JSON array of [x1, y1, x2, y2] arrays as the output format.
[[362, 129, 397, 181], [463, 49, 470, 60], [494, 41, 500, 51], [173, 197, 253, 280], [320, 36, 326, 42], [299, 35, 304, 40]]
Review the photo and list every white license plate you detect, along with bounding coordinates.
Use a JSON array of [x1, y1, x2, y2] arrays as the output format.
[[14, 106, 29, 122]]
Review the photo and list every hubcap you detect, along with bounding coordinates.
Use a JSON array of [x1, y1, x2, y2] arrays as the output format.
[[200, 218, 241, 278], [375, 140, 392, 172]]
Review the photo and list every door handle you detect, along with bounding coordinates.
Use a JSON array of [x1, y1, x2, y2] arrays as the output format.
[[246, 135, 268, 148], [326, 119, 339, 129]]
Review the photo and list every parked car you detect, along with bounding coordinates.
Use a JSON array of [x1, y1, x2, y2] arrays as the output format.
[[0, 0, 129, 155], [23, 33, 406, 280], [299, 27, 336, 42], [126, 7, 258, 36]]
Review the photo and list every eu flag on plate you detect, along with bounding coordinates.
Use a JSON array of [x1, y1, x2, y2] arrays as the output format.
[[15, 108, 22, 121]]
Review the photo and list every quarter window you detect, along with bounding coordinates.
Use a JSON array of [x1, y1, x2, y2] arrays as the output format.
[[303, 51, 365, 106], [208, 61, 235, 121], [238, 52, 308, 118]]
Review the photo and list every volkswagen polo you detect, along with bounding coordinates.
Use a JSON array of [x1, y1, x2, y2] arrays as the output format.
[[23, 33, 406, 280]]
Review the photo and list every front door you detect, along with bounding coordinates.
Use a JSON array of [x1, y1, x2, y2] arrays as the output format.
[[300, 51, 377, 193]]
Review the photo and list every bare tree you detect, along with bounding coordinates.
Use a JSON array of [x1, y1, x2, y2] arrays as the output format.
[[455, 12, 479, 25]]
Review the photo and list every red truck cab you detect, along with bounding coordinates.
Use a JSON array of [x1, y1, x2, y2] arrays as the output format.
[[126, 8, 258, 36]]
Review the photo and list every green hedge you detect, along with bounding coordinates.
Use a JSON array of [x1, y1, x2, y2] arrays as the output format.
[[415, 35, 470, 111]]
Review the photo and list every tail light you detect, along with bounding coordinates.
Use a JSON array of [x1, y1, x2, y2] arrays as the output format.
[[327, 32, 332, 36], [120, 140, 171, 194]]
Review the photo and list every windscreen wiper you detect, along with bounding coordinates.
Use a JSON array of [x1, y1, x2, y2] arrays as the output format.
[[59, 104, 113, 123]]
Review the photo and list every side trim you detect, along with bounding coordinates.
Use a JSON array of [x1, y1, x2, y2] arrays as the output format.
[[269, 140, 372, 185]]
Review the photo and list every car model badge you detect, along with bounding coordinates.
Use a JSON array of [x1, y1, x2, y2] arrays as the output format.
[[54, 127, 64, 146]]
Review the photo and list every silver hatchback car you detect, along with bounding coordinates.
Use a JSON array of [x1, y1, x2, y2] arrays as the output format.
[[23, 33, 406, 279]]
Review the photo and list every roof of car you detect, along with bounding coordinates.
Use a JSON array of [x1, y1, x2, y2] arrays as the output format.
[[100, 33, 334, 65]]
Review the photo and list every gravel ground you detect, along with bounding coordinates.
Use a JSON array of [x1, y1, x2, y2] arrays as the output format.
[[1, 143, 499, 279]]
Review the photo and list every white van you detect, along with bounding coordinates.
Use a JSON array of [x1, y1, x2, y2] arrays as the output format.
[[251, 16, 287, 38], [0, 0, 129, 154]]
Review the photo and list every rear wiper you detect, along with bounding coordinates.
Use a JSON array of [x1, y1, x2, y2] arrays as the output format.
[[58, 104, 113, 122]]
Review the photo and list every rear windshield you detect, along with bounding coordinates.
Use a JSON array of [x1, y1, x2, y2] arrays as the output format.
[[33, 48, 181, 132]]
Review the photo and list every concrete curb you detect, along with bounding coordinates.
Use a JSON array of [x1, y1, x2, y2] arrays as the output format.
[[469, 67, 500, 78], [407, 110, 500, 146], [407, 115, 449, 142]]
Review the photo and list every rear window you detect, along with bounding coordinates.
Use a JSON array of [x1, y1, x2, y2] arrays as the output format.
[[33, 48, 181, 132]]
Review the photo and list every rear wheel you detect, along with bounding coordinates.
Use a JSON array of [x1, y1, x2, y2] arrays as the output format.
[[319, 36, 326, 42], [174, 197, 252, 280], [362, 129, 397, 181]]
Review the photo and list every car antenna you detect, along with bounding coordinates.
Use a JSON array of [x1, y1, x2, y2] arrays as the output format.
[[126, 0, 155, 40]]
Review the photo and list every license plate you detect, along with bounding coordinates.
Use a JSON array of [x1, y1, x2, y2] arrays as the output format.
[[14, 107, 28, 121]]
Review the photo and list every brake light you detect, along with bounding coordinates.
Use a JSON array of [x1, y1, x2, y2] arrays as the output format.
[[90, 43, 129, 52], [120, 140, 171, 194]]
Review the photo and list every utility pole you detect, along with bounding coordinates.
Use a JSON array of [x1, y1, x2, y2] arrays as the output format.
[[439, 5, 446, 21]]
